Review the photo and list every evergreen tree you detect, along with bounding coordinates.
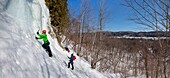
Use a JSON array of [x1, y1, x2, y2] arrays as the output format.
[[45, 0, 69, 35]]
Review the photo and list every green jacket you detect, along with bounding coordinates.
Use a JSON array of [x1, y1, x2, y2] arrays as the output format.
[[37, 34, 48, 43]]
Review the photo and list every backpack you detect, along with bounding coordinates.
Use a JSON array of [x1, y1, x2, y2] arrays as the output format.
[[73, 56, 76, 60]]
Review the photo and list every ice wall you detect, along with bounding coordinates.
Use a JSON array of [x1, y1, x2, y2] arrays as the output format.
[[2, 0, 50, 34]]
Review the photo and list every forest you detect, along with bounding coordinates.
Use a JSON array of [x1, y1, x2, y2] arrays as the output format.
[[45, 0, 170, 78]]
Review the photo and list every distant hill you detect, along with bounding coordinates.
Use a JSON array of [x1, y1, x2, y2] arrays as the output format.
[[102, 31, 170, 37]]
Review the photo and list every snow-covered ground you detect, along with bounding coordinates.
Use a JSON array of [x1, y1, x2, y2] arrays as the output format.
[[0, 0, 121, 78], [112, 36, 169, 40]]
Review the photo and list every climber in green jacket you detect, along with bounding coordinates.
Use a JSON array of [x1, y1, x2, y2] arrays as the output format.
[[35, 30, 53, 57]]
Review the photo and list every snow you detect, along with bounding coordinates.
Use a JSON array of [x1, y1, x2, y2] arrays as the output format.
[[0, 0, 113, 78], [113, 36, 169, 40]]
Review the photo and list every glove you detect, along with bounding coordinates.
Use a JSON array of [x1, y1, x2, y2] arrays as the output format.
[[37, 32, 39, 34], [35, 37, 38, 39]]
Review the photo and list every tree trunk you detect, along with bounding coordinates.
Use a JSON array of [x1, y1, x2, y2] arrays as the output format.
[[144, 57, 149, 78]]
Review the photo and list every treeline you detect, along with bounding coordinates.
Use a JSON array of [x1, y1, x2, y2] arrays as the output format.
[[104, 31, 170, 37]]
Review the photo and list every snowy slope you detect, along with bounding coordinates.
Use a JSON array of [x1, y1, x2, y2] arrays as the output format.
[[0, 0, 112, 78]]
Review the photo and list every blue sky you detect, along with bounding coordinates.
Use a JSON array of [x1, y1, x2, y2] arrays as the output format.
[[67, 0, 144, 32]]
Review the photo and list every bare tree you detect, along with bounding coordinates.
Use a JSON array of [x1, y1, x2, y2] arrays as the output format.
[[124, 0, 170, 78], [90, 0, 109, 69]]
